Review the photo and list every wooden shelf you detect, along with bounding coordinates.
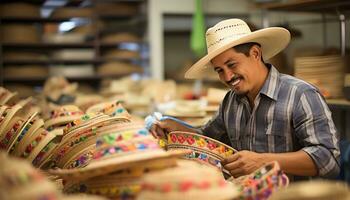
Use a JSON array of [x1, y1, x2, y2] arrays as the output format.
[[258, 0, 350, 13], [2, 58, 147, 65], [3, 74, 140, 83], [1, 42, 146, 49], [327, 98, 350, 110], [2, 42, 94, 49]]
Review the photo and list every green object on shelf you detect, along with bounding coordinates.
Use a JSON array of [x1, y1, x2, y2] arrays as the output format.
[[190, 0, 206, 58]]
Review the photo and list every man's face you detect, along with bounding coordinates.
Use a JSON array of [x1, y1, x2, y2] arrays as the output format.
[[211, 47, 260, 95]]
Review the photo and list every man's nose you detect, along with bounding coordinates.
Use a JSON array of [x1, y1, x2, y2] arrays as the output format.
[[224, 70, 234, 82]]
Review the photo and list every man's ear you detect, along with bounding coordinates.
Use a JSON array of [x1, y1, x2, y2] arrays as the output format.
[[249, 45, 262, 61]]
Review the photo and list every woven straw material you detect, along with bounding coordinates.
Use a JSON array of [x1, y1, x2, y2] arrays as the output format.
[[0, 153, 59, 200], [44, 105, 84, 130], [63, 161, 175, 198], [269, 180, 350, 200], [137, 160, 240, 200], [12, 118, 44, 157]]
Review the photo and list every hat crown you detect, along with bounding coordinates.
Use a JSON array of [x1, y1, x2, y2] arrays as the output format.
[[206, 18, 251, 54]]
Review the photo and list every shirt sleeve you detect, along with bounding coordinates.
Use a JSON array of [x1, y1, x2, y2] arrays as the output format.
[[293, 89, 340, 178]]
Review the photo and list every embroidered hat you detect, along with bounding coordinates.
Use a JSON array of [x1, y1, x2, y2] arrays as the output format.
[[269, 180, 350, 200], [184, 18, 290, 79], [0, 152, 60, 200], [63, 159, 175, 199], [51, 113, 127, 169], [44, 105, 85, 131], [0, 88, 18, 106], [137, 160, 240, 200], [86, 100, 131, 120], [166, 131, 236, 177], [49, 122, 189, 182], [0, 99, 37, 153], [233, 161, 289, 200], [0, 153, 107, 200]]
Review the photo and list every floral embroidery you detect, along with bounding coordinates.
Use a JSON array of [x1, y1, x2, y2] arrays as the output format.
[[141, 179, 227, 193]]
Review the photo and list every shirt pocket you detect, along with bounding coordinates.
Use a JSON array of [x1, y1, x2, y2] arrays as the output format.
[[265, 117, 288, 153]]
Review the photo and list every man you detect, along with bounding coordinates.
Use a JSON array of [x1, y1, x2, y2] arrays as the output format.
[[149, 18, 340, 179]]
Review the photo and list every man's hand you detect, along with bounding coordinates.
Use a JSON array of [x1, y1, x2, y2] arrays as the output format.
[[149, 119, 183, 139], [222, 150, 266, 178]]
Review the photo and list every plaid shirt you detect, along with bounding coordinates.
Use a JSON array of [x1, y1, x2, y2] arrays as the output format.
[[200, 65, 340, 178]]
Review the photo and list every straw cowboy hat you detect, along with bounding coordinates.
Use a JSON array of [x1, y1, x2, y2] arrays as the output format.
[[185, 18, 290, 79]]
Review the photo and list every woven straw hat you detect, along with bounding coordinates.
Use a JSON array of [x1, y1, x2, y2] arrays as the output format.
[[233, 161, 289, 199], [49, 121, 189, 182], [0, 153, 60, 200], [185, 18, 290, 79], [166, 131, 236, 177], [51, 113, 122, 169], [44, 105, 85, 130], [269, 180, 350, 200], [0, 87, 18, 106], [86, 100, 131, 120], [0, 153, 107, 200], [63, 159, 175, 199], [137, 160, 240, 200]]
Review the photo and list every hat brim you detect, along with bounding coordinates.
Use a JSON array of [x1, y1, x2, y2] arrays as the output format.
[[185, 27, 290, 79], [49, 149, 190, 182]]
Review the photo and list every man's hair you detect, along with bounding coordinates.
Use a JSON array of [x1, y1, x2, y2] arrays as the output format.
[[232, 42, 264, 62]]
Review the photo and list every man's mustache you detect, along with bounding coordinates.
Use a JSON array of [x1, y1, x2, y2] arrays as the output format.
[[226, 75, 241, 85]]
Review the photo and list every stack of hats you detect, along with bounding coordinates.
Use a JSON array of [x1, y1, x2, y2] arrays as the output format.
[[0, 153, 107, 200], [204, 88, 228, 114], [0, 97, 61, 169], [50, 120, 188, 199], [102, 49, 141, 60], [0, 87, 18, 105], [166, 131, 236, 179], [97, 61, 143, 77], [44, 105, 85, 133], [161, 100, 211, 127], [50, 112, 129, 169], [42, 76, 78, 105], [136, 160, 240, 200], [294, 55, 345, 98], [101, 32, 140, 44]]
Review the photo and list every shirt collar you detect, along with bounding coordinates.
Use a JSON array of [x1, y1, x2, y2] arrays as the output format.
[[259, 64, 280, 101]]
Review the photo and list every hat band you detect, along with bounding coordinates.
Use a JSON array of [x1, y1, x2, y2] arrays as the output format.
[[22, 130, 48, 158], [141, 179, 227, 193], [0, 120, 24, 150], [93, 137, 160, 160]]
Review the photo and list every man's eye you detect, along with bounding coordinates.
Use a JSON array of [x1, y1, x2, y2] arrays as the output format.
[[227, 63, 235, 68], [215, 69, 223, 74]]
